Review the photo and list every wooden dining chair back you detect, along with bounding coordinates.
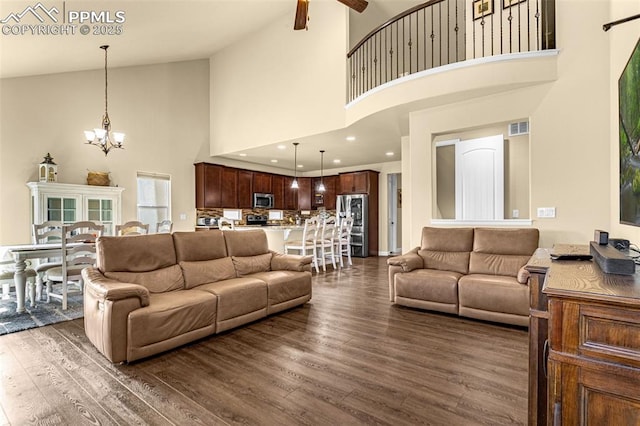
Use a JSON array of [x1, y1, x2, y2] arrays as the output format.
[[316, 216, 338, 271], [156, 220, 173, 233], [46, 221, 104, 310], [284, 217, 320, 273], [31, 221, 63, 301], [337, 216, 354, 267], [116, 221, 149, 236]]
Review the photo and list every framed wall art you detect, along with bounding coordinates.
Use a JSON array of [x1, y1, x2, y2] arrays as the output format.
[[473, 0, 493, 20]]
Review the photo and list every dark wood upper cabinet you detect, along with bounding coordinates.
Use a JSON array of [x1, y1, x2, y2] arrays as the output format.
[[195, 163, 222, 208], [253, 172, 272, 194], [297, 177, 312, 210], [339, 171, 376, 194], [220, 167, 238, 208], [284, 176, 298, 211], [271, 175, 285, 209], [237, 170, 253, 209], [323, 175, 337, 210]]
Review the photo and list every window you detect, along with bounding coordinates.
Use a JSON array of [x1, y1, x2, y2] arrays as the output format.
[[137, 172, 171, 227]]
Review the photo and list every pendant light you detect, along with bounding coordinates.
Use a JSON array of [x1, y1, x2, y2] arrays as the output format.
[[291, 142, 299, 189], [318, 150, 326, 192], [84, 45, 125, 156]]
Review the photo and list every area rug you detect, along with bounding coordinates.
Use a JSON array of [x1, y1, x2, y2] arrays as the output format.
[[0, 293, 83, 335]]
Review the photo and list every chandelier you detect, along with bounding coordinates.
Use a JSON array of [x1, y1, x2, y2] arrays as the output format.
[[84, 45, 125, 156]]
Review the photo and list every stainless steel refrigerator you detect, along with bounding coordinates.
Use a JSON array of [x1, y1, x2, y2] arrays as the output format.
[[337, 194, 368, 257]]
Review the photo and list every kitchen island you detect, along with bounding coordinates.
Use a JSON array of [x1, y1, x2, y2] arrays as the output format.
[[235, 225, 305, 254]]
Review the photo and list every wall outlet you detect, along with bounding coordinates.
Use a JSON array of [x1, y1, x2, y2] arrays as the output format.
[[512, 209, 519, 218], [179, 213, 187, 220], [536, 207, 556, 218]]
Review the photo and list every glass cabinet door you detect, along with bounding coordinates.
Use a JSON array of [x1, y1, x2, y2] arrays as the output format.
[[46, 196, 77, 224], [87, 198, 114, 235]]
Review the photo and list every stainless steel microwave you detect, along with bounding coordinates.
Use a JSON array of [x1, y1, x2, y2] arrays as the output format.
[[253, 193, 274, 209]]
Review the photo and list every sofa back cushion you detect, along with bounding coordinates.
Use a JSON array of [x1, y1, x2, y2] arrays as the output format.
[[173, 230, 227, 262], [179, 257, 236, 289], [469, 227, 539, 277], [418, 227, 474, 274], [232, 253, 272, 276], [105, 266, 184, 293], [97, 233, 184, 293], [97, 233, 176, 272], [224, 230, 269, 257]]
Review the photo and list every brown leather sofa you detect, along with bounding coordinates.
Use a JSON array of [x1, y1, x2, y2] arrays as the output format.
[[82, 229, 312, 363], [387, 227, 539, 327]]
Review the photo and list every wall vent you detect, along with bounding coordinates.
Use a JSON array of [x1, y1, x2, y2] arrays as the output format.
[[508, 121, 529, 136]]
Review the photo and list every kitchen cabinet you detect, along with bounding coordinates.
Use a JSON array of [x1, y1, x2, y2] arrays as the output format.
[[253, 172, 272, 194], [312, 175, 337, 210], [543, 257, 640, 425], [339, 171, 377, 194], [297, 177, 312, 210], [237, 170, 253, 209], [271, 175, 284, 209], [283, 177, 298, 211], [195, 163, 237, 208], [27, 182, 123, 236]]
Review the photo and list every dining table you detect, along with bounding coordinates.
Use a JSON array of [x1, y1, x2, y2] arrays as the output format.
[[5, 242, 86, 313]]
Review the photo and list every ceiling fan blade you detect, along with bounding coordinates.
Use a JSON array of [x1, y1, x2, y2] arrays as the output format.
[[294, 0, 308, 30], [337, 0, 368, 13]]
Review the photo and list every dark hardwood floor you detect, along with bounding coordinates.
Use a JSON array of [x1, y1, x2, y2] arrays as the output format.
[[0, 256, 528, 425]]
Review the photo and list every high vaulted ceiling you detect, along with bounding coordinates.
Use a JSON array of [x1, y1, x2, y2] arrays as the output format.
[[1, 0, 413, 172]]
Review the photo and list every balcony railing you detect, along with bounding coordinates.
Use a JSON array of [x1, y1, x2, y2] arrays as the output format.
[[347, 0, 556, 102]]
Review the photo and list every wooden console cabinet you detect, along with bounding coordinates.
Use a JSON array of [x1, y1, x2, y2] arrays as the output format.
[[542, 254, 640, 425]]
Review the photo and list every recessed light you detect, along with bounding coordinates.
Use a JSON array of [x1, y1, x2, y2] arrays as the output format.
[[270, 159, 278, 163], [277, 145, 286, 150], [333, 159, 341, 164], [239, 153, 247, 157], [297, 164, 304, 168], [386, 152, 394, 156], [346, 136, 356, 141]]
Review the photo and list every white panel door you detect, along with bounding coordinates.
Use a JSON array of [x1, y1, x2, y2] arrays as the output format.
[[455, 135, 504, 220]]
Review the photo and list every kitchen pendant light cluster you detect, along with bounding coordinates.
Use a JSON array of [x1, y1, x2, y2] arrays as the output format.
[[84, 45, 125, 156], [291, 142, 299, 189], [318, 150, 326, 192]]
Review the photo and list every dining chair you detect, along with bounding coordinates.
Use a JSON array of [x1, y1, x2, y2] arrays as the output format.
[[218, 218, 235, 230], [156, 220, 173, 233], [316, 216, 338, 272], [284, 217, 320, 273], [31, 221, 63, 301], [45, 221, 103, 310], [336, 216, 354, 267], [115, 221, 149, 236]]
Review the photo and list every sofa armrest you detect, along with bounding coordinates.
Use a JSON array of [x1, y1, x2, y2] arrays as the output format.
[[82, 267, 151, 363], [516, 266, 530, 285], [83, 267, 150, 306], [387, 247, 423, 272], [270, 251, 313, 272]]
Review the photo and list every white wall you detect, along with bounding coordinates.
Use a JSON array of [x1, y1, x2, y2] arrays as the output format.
[[403, 0, 611, 249], [209, 1, 348, 156], [0, 60, 211, 244]]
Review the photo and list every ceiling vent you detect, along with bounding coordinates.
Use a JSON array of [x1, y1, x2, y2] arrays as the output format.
[[508, 121, 529, 136]]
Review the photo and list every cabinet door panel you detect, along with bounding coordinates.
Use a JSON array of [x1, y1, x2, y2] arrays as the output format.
[[221, 168, 238, 208], [297, 177, 312, 210], [324, 176, 337, 210], [238, 171, 253, 209], [284, 177, 297, 210], [272, 175, 285, 209], [253, 172, 272, 194]]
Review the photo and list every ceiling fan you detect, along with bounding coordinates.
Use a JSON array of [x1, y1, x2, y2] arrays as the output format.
[[294, 0, 368, 30]]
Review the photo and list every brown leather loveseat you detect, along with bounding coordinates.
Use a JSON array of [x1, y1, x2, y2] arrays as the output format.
[[82, 229, 312, 363], [387, 227, 539, 326]]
